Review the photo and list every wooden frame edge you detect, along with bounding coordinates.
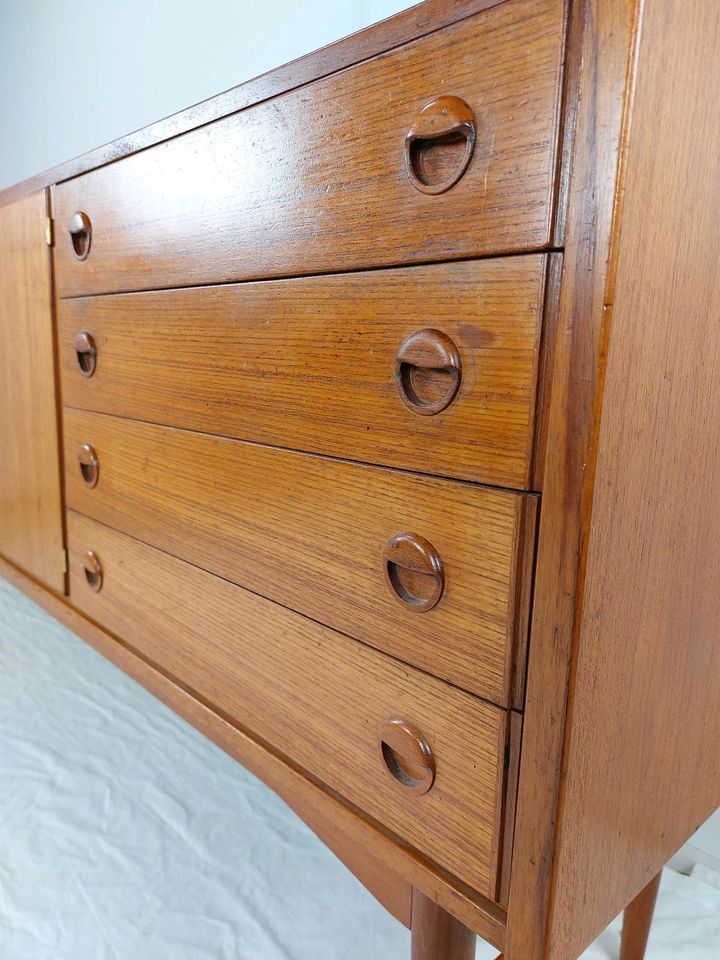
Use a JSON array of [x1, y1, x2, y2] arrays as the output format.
[[507, 494, 540, 710], [504, 1, 642, 957], [497, 711, 524, 907]]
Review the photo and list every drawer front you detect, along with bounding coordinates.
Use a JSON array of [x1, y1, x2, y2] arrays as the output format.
[[53, 0, 565, 298], [59, 257, 547, 489], [63, 410, 536, 706], [67, 511, 510, 898]]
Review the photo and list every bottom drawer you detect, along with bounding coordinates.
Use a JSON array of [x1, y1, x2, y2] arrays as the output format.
[[68, 510, 515, 900]]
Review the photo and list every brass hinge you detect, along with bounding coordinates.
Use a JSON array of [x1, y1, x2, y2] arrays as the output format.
[[45, 216, 54, 247]]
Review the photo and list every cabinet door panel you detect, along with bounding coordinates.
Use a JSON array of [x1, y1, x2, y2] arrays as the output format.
[[0, 192, 65, 592]]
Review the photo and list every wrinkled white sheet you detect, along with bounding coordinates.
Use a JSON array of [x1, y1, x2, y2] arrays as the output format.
[[1, 577, 718, 959]]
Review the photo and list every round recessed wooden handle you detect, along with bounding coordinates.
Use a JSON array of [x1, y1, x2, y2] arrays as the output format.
[[379, 718, 435, 794], [68, 211, 92, 261], [383, 532, 444, 612], [395, 329, 461, 415], [405, 95, 476, 195], [74, 331, 97, 377], [77, 443, 99, 487], [83, 550, 103, 592]]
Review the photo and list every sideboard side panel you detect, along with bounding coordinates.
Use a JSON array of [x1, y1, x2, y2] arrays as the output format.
[[505, 1, 639, 956], [546, 3, 720, 958]]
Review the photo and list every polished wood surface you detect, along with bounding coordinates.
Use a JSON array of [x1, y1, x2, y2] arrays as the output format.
[[504, 2, 642, 957], [72, 330, 97, 377], [67, 211, 91, 260], [67, 510, 515, 899], [77, 443, 99, 488], [542, 3, 720, 956], [58, 256, 547, 488], [63, 409, 536, 705], [619, 872, 661, 960], [403, 95, 477, 196], [411, 887, 476, 960], [383, 532, 445, 613], [378, 718, 436, 796], [81, 548, 103, 592], [0, 191, 65, 593], [0, 551, 507, 949], [52, 0, 565, 298]]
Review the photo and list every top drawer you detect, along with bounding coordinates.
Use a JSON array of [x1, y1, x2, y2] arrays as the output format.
[[52, 0, 566, 298]]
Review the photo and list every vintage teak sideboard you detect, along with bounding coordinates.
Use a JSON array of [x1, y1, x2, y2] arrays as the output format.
[[1, 1, 719, 958]]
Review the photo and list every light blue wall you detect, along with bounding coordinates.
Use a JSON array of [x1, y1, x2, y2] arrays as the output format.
[[0, 0, 413, 189]]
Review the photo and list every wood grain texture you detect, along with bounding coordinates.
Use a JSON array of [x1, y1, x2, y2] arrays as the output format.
[[63, 409, 536, 705], [0, 0, 513, 208], [545, 3, 720, 956], [67, 510, 511, 898], [0, 552, 507, 948], [619, 872, 661, 960], [52, 0, 565, 298], [58, 257, 547, 489], [0, 192, 65, 593], [505, 1, 640, 957], [411, 887, 477, 960]]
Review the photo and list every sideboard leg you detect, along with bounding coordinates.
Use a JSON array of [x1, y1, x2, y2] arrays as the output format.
[[410, 888, 476, 960], [619, 871, 662, 960]]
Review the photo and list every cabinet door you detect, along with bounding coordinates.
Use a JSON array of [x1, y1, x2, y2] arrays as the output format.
[[0, 191, 65, 592]]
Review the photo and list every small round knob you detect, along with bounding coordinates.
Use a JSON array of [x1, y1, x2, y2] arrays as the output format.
[[83, 550, 103, 592], [383, 532, 444, 612], [379, 718, 435, 794], [68, 211, 92, 261], [74, 331, 97, 377], [77, 444, 99, 488], [405, 95, 476, 194], [395, 329, 461, 415]]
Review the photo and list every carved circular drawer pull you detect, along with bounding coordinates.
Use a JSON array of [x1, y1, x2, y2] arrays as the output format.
[[77, 443, 99, 488], [379, 718, 436, 794], [83, 550, 103, 592], [68, 211, 92, 261], [383, 532, 444, 612], [395, 329, 461, 415], [405, 96, 476, 195], [74, 331, 97, 377]]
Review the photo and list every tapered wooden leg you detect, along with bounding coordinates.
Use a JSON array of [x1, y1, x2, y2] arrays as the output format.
[[411, 888, 476, 960], [619, 871, 662, 960]]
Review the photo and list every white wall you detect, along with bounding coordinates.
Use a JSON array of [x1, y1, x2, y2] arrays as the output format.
[[692, 812, 720, 861], [0, 0, 413, 190], [2, 0, 719, 865]]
